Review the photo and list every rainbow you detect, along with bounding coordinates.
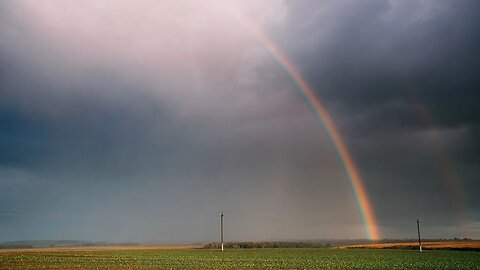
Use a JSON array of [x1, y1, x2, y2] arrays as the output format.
[[410, 95, 470, 223], [234, 12, 380, 240]]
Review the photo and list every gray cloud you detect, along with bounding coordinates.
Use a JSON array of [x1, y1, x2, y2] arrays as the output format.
[[278, 0, 480, 233], [0, 0, 479, 242]]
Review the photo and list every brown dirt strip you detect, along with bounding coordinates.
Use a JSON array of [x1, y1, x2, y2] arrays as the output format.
[[339, 241, 480, 251]]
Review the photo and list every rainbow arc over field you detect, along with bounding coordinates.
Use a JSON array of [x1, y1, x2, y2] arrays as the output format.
[[234, 12, 380, 240]]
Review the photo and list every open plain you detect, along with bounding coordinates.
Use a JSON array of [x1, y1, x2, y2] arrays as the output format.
[[1, 246, 479, 270], [340, 241, 480, 251]]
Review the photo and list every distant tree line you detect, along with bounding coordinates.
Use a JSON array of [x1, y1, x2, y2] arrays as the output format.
[[203, 241, 331, 249], [203, 238, 479, 249]]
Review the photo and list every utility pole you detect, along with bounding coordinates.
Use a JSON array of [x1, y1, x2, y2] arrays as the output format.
[[221, 211, 224, 251], [417, 219, 422, 253]]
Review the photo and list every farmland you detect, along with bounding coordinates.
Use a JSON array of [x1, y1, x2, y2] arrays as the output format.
[[341, 241, 480, 251], [1, 247, 479, 270]]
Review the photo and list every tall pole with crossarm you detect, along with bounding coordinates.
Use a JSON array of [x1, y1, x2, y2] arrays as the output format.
[[221, 211, 224, 251], [417, 219, 422, 253]]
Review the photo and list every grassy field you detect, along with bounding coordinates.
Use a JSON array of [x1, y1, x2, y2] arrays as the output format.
[[1, 247, 480, 270]]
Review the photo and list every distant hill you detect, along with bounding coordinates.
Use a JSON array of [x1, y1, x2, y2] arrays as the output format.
[[0, 240, 115, 249]]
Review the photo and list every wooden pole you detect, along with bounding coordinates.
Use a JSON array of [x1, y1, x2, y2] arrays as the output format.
[[417, 219, 422, 253], [221, 211, 224, 251]]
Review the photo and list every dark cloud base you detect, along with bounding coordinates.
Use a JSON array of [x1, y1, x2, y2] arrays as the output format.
[[0, 0, 479, 242]]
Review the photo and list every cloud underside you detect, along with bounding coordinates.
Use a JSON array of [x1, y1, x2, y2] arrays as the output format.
[[0, 0, 479, 242]]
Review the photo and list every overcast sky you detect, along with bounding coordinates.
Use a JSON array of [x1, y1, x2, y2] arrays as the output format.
[[1, 0, 479, 243]]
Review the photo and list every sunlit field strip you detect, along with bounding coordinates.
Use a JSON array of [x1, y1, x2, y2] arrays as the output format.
[[340, 241, 480, 251]]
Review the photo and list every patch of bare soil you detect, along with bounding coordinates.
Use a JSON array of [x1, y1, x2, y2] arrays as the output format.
[[339, 241, 480, 251]]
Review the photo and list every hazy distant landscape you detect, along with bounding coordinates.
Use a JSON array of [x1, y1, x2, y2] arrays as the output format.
[[2, 238, 479, 250]]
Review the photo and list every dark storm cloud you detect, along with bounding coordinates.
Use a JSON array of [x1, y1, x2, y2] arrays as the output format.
[[278, 0, 480, 233], [284, 0, 480, 129], [0, 0, 351, 242], [0, 108, 51, 167], [0, 0, 479, 242]]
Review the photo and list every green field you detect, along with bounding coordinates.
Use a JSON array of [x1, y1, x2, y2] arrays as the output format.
[[1, 248, 479, 270]]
